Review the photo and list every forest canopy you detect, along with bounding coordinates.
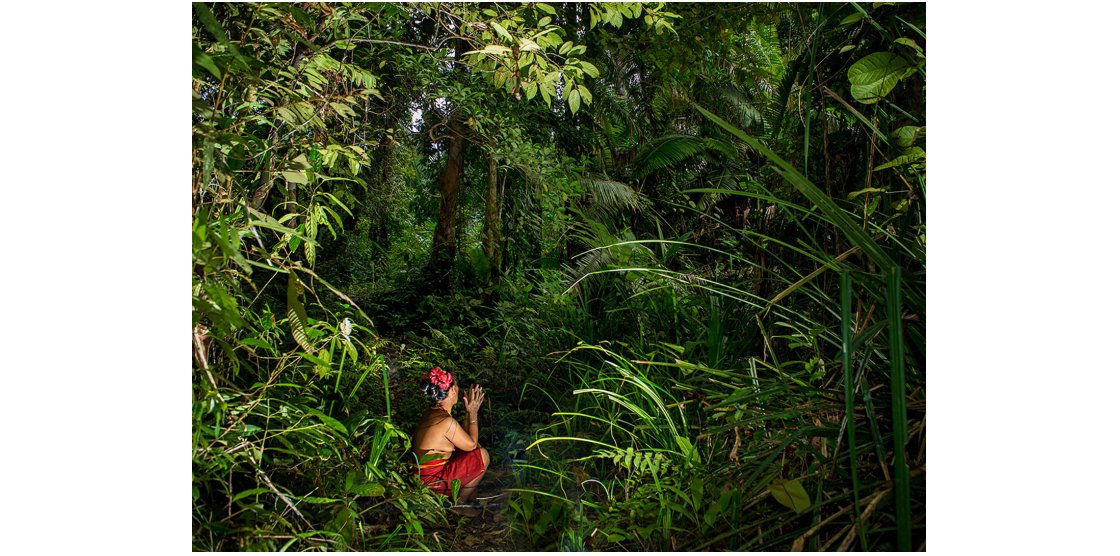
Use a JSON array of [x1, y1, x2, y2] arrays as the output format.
[[192, 2, 925, 550]]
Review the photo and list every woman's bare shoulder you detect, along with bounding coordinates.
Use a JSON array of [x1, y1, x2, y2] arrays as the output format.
[[418, 408, 452, 426], [413, 409, 454, 451]]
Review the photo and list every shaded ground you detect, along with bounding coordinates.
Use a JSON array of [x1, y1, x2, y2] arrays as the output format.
[[435, 461, 522, 551], [378, 349, 543, 551], [429, 395, 547, 551]]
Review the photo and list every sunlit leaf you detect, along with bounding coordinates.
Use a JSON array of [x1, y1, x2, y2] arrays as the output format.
[[286, 273, 313, 351], [330, 102, 356, 118], [768, 478, 811, 513], [281, 171, 307, 184], [351, 482, 385, 497], [891, 125, 922, 147], [894, 37, 922, 53], [874, 146, 925, 171], [578, 85, 592, 104], [848, 52, 915, 104], [307, 408, 348, 435], [192, 44, 221, 79], [491, 21, 514, 43]]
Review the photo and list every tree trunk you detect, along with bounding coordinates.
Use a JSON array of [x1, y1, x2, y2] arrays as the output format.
[[483, 155, 502, 276], [430, 112, 465, 271], [430, 40, 468, 275]]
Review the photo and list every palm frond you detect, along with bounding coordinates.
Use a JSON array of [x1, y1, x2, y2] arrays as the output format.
[[719, 86, 765, 131], [631, 135, 738, 180], [763, 52, 803, 139], [698, 167, 743, 211], [580, 176, 646, 217]]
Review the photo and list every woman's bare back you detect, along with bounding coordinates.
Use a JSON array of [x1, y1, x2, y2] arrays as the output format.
[[412, 408, 456, 461]]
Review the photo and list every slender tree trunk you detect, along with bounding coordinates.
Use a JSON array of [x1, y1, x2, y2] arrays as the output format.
[[430, 40, 468, 275], [431, 112, 465, 270], [482, 155, 503, 280]]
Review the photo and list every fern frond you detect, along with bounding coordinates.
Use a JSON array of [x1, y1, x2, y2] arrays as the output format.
[[720, 87, 765, 131], [581, 177, 646, 217], [631, 135, 738, 180], [698, 168, 744, 212], [763, 53, 803, 139]]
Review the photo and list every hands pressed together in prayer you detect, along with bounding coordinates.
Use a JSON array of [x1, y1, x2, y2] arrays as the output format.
[[463, 383, 485, 416]]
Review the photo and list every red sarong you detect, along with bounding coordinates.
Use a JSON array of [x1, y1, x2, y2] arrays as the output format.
[[417, 448, 486, 497]]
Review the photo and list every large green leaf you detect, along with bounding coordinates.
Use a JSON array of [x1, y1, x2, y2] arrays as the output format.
[[891, 125, 922, 147], [848, 52, 915, 104], [307, 408, 348, 435], [231, 487, 270, 503], [874, 146, 925, 171], [350, 482, 385, 497], [192, 44, 221, 79], [281, 171, 308, 185], [490, 21, 513, 42], [768, 478, 811, 513]]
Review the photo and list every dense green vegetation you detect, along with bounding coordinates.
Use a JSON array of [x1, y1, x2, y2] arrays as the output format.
[[192, 2, 925, 550]]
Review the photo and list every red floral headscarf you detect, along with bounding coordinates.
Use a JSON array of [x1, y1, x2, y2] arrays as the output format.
[[425, 367, 454, 391]]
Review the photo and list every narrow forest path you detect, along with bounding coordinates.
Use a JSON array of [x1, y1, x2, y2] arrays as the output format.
[[436, 458, 519, 550], [430, 413, 527, 551], [379, 349, 535, 550]]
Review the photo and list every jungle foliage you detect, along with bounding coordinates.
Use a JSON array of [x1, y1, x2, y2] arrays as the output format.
[[192, 2, 925, 551]]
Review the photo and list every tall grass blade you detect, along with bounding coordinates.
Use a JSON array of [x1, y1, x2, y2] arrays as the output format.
[[886, 266, 911, 550], [694, 102, 924, 326], [345, 354, 380, 404], [860, 373, 889, 479], [381, 359, 392, 421], [692, 103, 895, 273], [841, 270, 868, 550], [820, 86, 892, 144]]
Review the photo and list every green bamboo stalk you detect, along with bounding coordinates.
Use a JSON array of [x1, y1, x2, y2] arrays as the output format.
[[886, 266, 911, 550]]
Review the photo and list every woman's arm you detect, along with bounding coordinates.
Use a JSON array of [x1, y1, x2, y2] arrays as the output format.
[[444, 385, 486, 451], [445, 418, 479, 451], [461, 384, 485, 444], [463, 409, 479, 444]]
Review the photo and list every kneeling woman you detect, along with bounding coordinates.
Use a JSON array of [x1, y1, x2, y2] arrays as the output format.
[[412, 367, 490, 504]]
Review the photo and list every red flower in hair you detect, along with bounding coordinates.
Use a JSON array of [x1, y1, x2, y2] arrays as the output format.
[[426, 367, 454, 390]]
